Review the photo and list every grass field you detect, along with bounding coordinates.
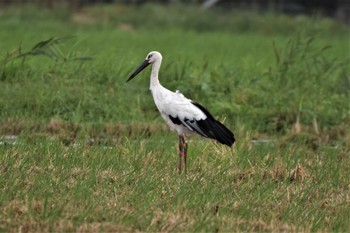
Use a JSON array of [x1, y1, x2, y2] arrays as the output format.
[[0, 3, 349, 232]]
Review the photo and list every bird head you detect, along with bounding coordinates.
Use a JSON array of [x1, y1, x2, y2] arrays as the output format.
[[145, 51, 162, 64], [126, 51, 162, 82]]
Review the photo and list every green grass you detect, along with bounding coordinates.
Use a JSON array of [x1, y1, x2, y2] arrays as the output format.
[[0, 3, 349, 232], [1, 134, 349, 232]]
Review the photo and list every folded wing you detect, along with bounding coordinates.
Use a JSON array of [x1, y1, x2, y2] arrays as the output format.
[[168, 101, 235, 147]]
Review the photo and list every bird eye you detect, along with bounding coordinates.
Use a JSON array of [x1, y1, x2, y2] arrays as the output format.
[[147, 54, 153, 59]]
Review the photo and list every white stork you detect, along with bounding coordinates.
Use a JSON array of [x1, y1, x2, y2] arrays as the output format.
[[127, 51, 235, 173]]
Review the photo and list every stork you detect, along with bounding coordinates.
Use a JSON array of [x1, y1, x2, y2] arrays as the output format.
[[127, 51, 235, 174]]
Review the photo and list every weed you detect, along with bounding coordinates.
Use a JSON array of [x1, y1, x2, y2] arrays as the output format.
[[0, 36, 92, 80]]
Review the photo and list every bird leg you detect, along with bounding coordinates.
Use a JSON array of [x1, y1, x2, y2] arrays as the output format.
[[183, 138, 188, 175], [178, 136, 184, 174], [178, 135, 188, 174]]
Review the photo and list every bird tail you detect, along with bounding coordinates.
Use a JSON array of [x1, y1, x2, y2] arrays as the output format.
[[191, 102, 235, 147], [211, 119, 235, 147]]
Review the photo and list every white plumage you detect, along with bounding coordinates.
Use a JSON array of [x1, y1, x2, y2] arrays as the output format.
[[152, 83, 206, 136], [127, 51, 235, 173]]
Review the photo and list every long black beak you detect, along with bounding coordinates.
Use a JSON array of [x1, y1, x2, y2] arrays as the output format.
[[126, 59, 150, 82]]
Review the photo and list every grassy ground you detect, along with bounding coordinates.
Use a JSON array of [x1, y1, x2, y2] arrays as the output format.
[[0, 3, 349, 232]]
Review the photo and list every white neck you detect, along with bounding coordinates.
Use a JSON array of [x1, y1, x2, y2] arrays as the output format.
[[149, 59, 162, 90]]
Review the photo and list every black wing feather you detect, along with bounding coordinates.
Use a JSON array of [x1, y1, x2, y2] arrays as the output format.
[[168, 102, 235, 147], [191, 102, 235, 147], [169, 115, 182, 125], [169, 115, 208, 137]]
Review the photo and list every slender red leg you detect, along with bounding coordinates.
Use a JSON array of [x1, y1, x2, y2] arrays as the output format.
[[182, 137, 188, 175], [178, 136, 183, 174]]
